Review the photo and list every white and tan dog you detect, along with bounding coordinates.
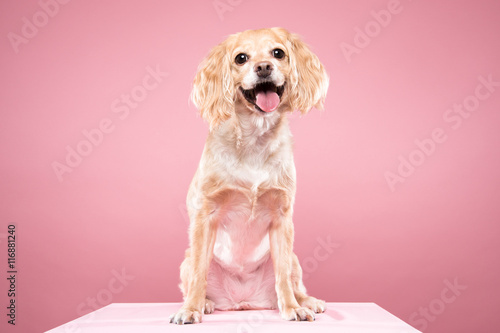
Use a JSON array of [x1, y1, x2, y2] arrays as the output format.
[[170, 27, 329, 325]]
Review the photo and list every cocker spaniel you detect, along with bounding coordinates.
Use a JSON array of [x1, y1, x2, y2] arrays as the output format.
[[170, 27, 329, 325]]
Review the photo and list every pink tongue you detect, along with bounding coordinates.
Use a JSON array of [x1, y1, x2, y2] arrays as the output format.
[[255, 91, 280, 112]]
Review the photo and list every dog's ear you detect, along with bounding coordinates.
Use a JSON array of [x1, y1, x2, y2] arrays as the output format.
[[191, 39, 234, 130], [284, 31, 329, 114]]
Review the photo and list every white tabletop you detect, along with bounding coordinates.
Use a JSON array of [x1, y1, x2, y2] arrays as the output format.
[[46, 302, 421, 333]]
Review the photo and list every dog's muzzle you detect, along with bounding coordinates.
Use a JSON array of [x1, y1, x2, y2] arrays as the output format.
[[240, 82, 285, 113]]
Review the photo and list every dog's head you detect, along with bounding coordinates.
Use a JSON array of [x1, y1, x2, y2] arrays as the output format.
[[191, 28, 329, 130]]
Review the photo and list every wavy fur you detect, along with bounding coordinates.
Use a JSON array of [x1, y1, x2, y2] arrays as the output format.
[[170, 28, 329, 325]]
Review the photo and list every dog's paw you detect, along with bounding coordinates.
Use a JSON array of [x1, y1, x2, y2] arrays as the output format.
[[169, 308, 202, 325], [204, 299, 215, 314], [281, 306, 315, 321], [300, 296, 326, 313]]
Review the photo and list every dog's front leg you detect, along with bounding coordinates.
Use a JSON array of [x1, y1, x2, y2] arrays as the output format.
[[269, 202, 315, 321], [170, 209, 218, 325]]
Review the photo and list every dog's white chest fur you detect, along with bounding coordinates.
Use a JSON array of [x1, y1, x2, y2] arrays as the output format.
[[207, 180, 278, 310], [212, 190, 272, 270], [212, 140, 277, 269], [193, 116, 294, 310]]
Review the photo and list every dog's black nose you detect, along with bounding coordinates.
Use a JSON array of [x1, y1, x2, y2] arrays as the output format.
[[254, 61, 273, 78]]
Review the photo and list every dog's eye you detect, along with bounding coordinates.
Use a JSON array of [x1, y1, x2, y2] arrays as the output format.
[[272, 49, 285, 59], [235, 53, 249, 65]]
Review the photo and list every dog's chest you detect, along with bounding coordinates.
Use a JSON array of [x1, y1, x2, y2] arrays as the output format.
[[212, 162, 279, 271], [221, 139, 284, 190], [207, 125, 293, 271], [213, 227, 270, 271], [231, 160, 272, 191]]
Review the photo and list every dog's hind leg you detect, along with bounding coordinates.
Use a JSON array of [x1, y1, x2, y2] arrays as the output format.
[[291, 253, 326, 314], [204, 298, 215, 314]]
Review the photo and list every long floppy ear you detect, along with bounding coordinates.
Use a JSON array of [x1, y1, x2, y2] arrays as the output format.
[[286, 32, 329, 114], [191, 39, 234, 130]]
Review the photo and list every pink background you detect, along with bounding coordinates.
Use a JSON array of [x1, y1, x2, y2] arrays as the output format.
[[1, 0, 499, 332]]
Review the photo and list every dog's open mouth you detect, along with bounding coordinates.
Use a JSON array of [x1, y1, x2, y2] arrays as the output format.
[[240, 82, 285, 113]]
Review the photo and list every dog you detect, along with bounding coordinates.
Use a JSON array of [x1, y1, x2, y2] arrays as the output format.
[[170, 27, 329, 325]]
